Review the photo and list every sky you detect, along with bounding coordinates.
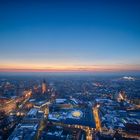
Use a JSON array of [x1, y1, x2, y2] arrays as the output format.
[[0, 0, 140, 74]]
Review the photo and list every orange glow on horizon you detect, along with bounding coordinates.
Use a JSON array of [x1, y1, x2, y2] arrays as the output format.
[[0, 64, 140, 72]]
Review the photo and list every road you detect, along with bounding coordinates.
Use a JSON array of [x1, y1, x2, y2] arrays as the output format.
[[93, 107, 101, 132], [0, 91, 32, 115], [0, 99, 17, 114], [51, 122, 95, 140]]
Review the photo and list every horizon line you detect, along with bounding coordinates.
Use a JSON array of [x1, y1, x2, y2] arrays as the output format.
[[0, 68, 140, 73]]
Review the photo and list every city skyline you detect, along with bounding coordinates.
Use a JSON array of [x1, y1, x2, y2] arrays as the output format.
[[0, 0, 140, 74]]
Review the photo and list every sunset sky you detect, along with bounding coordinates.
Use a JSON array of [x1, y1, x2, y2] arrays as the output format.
[[0, 0, 140, 73]]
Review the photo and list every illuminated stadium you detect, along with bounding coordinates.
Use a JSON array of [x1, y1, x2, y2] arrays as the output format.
[[69, 110, 83, 119]]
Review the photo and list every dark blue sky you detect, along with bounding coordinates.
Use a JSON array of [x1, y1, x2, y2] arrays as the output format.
[[0, 0, 140, 72]]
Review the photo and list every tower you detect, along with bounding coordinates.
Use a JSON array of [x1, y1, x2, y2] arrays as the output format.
[[42, 80, 47, 94]]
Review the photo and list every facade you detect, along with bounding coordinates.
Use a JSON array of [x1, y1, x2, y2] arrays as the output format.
[[42, 80, 47, 94]]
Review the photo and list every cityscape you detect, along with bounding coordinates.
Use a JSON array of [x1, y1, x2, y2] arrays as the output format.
[[0, 75, 140, 140], [0, 0, 140, 140]]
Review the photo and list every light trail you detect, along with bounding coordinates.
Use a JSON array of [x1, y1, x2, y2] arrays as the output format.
[[93, 106, 101, 132]]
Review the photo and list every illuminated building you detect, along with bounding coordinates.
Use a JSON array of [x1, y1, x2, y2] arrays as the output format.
[[42, 80, 47, 94], [117, 91, 127, 102], [44, 107, 49, 118]]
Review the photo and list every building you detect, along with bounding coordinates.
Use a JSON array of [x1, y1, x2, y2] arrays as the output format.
[[117, 91, 127, 102], [8, 108, 44, 140], [42, 80, 47, 94]]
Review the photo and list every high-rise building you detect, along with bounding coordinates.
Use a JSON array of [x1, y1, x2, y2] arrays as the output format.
[[42, 80, 47, 94]]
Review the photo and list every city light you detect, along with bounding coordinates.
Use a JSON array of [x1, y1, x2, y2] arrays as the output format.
[[0, 0, 140, 140]]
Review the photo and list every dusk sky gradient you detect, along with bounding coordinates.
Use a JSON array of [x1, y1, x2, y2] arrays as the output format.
[[0, 0, 140, 73]]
